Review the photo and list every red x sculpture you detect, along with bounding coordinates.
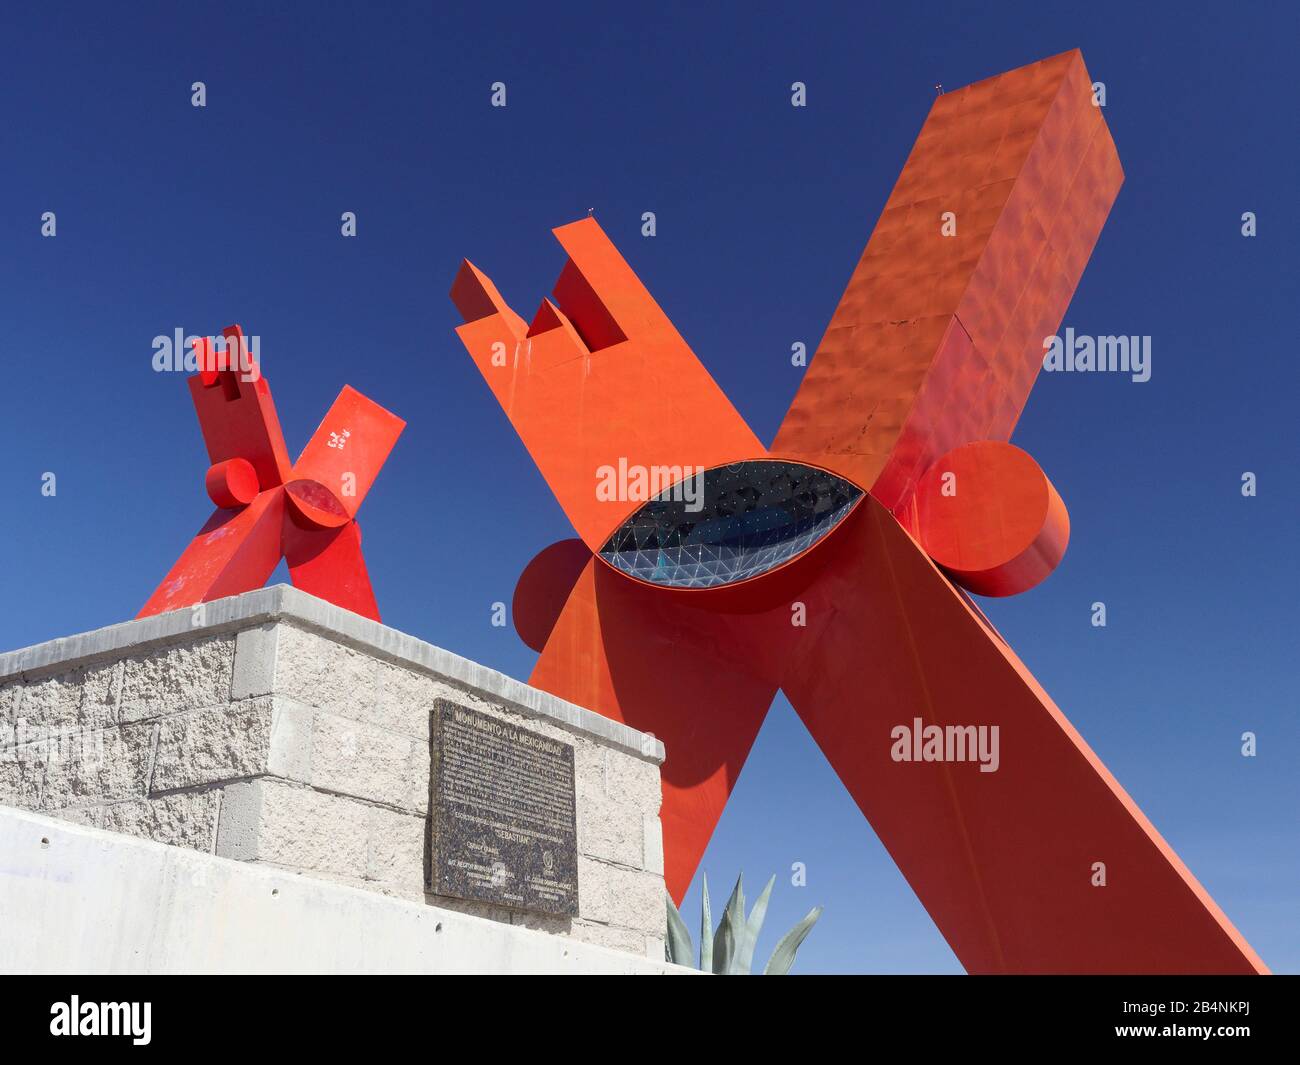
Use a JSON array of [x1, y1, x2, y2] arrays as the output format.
[[450, 51, 1266, 973], [139, 325, 404, 621]]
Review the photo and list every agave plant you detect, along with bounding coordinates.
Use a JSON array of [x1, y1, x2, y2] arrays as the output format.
[[665, 872, 822, 974]]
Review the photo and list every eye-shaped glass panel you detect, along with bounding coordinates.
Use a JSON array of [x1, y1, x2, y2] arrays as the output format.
[[598, 460, 863, 589]]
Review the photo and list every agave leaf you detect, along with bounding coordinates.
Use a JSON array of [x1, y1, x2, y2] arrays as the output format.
[[715, 917, 737, 975], [712, 873, 747, 974], [664, 889, 694, 966], [762, 905, 823, 975], [735, 874, 776, 975], [699, 873, 713, 972]]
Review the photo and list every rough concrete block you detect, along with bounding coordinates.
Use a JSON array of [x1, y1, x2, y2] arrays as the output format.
[[231, 624, 278, 699], [308, 710, 417, 810], [79, 661, 124, 729], [266, 696, 313, 783], [0, 754, 43, 808], [100, 790, 222, 852], [570, 918, 655, 957], [274, 625, 377, 717], [5, 722, 156, 810], [0, 681, 20, 729], [603, 748, 663, 815], [573, 741, 607, 806], [150, 698, 272, 792], [364, 805, 425, 888], [119, 635, 234, 723], [643, 815, 665, 876], [12, 673, 83, 729], [14, 661, 121, 731], [403, 741, 430, 816], [371, 659, 440, 738], [576, 797, 644, 869], [217, 779, 369, 879], [212, 780, 262, 861], [577, 857, 665, 935]]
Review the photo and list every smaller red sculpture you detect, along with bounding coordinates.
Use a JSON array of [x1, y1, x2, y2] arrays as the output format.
[[139, 325, 404, 621]]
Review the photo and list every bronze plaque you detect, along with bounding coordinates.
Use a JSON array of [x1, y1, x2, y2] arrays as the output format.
[[428, 700, 579, 916]]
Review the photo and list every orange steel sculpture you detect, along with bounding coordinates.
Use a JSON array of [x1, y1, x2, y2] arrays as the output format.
[[140, 325, 404, 622], [451, 51, 1266, 973]]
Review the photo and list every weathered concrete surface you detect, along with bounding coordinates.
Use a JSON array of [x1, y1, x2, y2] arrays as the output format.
[[0, 586, 668, 961], [0, 808, 689, 975]]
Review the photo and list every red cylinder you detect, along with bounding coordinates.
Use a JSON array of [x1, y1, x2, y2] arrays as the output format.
[[914, 441, 1069, 596], [205, 458, 260, 509]]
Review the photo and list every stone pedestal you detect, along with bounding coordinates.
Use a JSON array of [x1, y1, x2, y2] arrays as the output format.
[[0, 586, 668, 963]]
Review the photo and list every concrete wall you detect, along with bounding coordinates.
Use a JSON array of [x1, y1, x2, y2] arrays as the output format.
[[0, 807, 686, 975], [0, 586, 668, 962]]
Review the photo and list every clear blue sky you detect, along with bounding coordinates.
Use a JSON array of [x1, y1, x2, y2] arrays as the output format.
[[2, 1, 1295, 973]]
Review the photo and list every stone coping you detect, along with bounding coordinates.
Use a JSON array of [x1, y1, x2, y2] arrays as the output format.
[[0, 585, 665, 764]]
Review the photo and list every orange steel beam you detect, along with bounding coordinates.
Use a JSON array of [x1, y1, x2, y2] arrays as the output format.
[[783, 497, 1265, 973], [449, 50, 1267, 973], [772, 48, 1122, 514], [452, 221, 761, 550]]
